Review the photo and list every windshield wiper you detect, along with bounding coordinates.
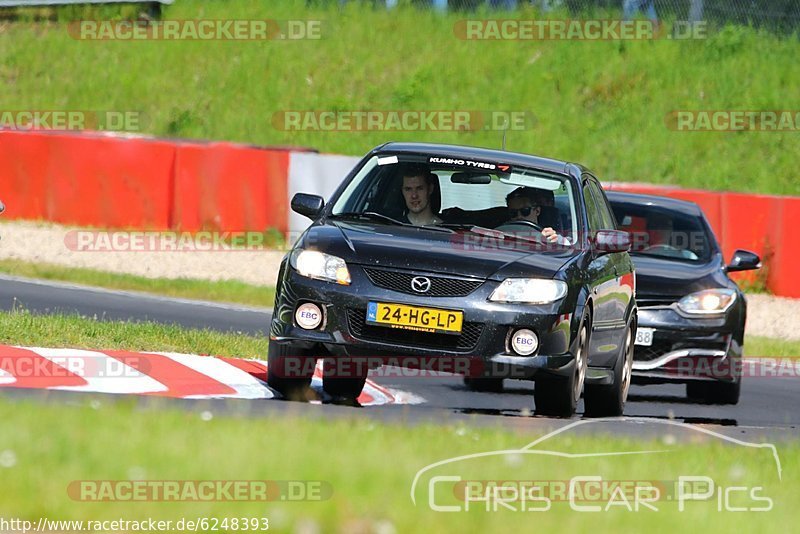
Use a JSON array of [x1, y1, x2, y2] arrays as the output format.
[[438, 223, 549, 245], [437, 223, 495, 233], [331, 212, 453, 232], [330, 211, 409, 226], [438, 223, 537, 241]]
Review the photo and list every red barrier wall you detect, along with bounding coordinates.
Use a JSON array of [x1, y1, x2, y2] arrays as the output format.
[[0, 131, 175, 228], [770, 197, 800, 298], [172, 143, 289, 232], [1, 131, 291, 234]]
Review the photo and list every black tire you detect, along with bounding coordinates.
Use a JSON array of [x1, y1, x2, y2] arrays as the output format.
[[534, 315, 590, 417], [267, 340, 316, 401], [686, 378, 741, 405], [584, 321, 634, 417], [463, 377, 504, 393], [322, 358, 368, 401]]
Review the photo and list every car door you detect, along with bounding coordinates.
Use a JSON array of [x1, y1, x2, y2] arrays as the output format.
[[583, 176, 629, 368]]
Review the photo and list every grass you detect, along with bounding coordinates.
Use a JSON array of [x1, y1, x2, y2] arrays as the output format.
[[0, 309, 269, 358], [0, 258, 276, 308], [747, 336, 800, 359], [0, 396, 795, 532], [0, 1, 798, 195]]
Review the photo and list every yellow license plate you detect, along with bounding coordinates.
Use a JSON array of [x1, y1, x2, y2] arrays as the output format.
[[366, 302, 463, 335]]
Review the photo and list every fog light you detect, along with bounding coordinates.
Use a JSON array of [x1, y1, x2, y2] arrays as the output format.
[[295, 303, 323, 330], [511, 329, 539, 356]]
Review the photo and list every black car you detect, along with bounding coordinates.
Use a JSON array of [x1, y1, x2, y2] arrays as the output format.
[[606, 191, 761, 405], [268, 142, 636, 417]]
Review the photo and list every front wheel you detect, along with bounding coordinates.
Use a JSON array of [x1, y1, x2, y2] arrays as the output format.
[[584, 321, 634, 417], [534, 316, 589, 417], [267, 340, 316, 401], [322, 358, 369, 403]]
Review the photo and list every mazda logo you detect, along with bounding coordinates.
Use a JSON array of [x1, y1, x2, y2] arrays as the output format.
[[411, 276, 432, 293]]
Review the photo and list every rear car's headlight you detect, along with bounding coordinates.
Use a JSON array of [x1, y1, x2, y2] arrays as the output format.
[[291, 249, 351, 285], [489, 279, 567, 304], [677, 289, 736, 315]]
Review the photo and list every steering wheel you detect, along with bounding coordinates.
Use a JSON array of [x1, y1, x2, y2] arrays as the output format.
[[643, 244, 681, 252], [500, 220, 543, 232], [498, 219, 542, 232]]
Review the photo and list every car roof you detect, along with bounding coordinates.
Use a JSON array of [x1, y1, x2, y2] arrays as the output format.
[[605, 190, 705, 217], [375, 142, 575, 175]]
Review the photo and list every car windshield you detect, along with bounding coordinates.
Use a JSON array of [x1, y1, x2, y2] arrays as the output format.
[[610, 203, 713, 263], [330, 154, 579, 245]]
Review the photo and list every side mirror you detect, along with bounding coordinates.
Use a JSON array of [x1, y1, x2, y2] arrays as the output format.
[[727, 249, 761, 272], [291, 193, 324, 220], [0, 200, 4, 214], [594, 230, 631, 254]]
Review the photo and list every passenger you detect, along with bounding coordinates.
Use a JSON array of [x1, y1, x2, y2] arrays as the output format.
[[505, 187, 568, 244], [400, 165, 442, 226]]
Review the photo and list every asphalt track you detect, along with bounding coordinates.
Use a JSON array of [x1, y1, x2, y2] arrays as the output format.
[[1, 274, 797, 441]]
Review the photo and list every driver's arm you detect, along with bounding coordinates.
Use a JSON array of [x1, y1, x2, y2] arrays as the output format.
[[542, 227, 572, 245]]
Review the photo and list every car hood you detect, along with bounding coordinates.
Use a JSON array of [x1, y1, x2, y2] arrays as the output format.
[[631, 253, 730, 299], [299, 221, 580, 280]]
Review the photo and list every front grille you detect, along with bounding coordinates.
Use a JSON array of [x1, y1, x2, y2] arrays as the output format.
[[346, 308, 483, 351], [636, 296, 678, 308], [635, 340, 674, 361], [363, 267, 483, 297]]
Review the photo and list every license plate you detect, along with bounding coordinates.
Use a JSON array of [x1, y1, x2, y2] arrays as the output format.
[[366, 302, 463, 335], [635, 327, 655, 347]]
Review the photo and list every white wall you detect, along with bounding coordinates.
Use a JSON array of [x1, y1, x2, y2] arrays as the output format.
[[287, 152, 360, 238]]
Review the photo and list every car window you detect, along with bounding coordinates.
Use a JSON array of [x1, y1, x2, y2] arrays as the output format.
[[588, 180, 617, 230], [330, 153, 579, 242], [610, 203, 712, 262], [582, 181, 604, 235]]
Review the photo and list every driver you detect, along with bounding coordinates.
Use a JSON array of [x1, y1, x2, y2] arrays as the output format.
[[505, 187, 565, 244], [400, 164, 442, 226]]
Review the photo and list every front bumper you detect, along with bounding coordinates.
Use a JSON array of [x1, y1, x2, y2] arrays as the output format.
[[270, 264, 579, 380], [631, 306, 741, 384]]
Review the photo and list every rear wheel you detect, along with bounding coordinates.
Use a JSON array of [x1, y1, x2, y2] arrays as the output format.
[[267, 340, 316, 401], [534, 316, 589, 417], [584, 321, 634, 417]]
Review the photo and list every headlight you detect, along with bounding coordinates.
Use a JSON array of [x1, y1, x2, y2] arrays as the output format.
[[677, 289, 737, 315], [291, 249, 351, 285], [489, 279, 568, 304]]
